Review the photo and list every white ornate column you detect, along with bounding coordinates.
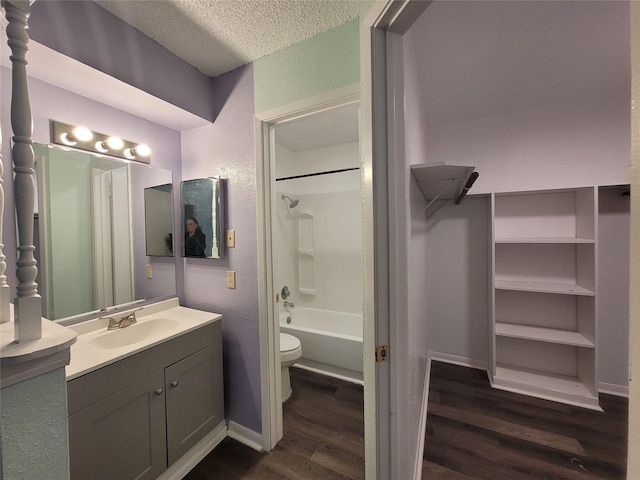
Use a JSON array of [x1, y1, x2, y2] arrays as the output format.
[[1, 0, 76, 389], [0, 114, 9, 323], [3, 0, 41, 341]]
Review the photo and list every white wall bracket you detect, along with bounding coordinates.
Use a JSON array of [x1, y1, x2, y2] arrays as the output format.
[[410, 162, 477, 218]]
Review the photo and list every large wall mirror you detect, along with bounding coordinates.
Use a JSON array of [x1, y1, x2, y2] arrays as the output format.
[[181, 177, 225, 259], [34, 143, 176, 322]]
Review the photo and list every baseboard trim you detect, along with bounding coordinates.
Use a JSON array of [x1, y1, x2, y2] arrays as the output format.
[[599, 382, 629, 398], [157, 421, 227, 480], [414, 356, 434, 480], [227, 420, 264, 452], [427, 352, 488, 371]]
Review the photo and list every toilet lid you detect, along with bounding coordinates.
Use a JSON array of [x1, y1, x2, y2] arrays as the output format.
[[280, 332, 301, 352]]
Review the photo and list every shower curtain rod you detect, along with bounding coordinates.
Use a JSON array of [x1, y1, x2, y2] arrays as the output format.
[[276, 167, 360, 182]]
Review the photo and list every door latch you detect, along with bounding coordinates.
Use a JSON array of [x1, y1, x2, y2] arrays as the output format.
[[376, 345, 388, 363]]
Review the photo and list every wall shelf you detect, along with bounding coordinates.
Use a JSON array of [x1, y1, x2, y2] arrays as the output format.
[[495, 237, 595, 244], [495, 322, 595, 347], [495, 279, 595, 296], [410, 162, 476, 217], [493, 365, 600, 410]]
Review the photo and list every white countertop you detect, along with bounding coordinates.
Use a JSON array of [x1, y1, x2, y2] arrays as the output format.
[[66, 297, 222, 380]]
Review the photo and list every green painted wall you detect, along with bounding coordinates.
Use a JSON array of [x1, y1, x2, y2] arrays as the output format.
[[1, 369, 71, 480], [253, 18, 360, 113]]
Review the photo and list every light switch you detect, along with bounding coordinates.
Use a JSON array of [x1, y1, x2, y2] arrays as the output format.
[[227, 229, 235, 248], [226, 271, 236, 289], [146, 264, 153, 279]]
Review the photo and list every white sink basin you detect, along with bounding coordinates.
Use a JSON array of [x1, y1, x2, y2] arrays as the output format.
[[90, 318, 179, 349], [66, 298, 223, 380]]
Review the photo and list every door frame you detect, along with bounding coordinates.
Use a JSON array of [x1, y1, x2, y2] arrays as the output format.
[[255, 83, 361, 451], [361, 1, 433, 478], [368, 1, 640, 479]]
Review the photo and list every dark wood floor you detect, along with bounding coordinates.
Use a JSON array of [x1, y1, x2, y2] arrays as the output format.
[[184, 367, 365, 480], [185, 362, 627, 480], [423, 361, 628, 480]]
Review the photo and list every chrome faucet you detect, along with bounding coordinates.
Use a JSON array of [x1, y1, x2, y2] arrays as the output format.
[[283, 301, 295, 309], [106, 309, 140, 330]]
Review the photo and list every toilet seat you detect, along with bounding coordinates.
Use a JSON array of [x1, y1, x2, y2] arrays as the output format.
[[280, 332, 301, 353], [280, 332, 302, 365]]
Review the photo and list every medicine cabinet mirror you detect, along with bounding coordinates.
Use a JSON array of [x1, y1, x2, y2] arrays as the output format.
[[144, 184, 174, 257], [180, 177, 225, 259]]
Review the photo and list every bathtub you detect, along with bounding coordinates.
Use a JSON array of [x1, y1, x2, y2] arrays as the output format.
[[280, 307, 363, 384]]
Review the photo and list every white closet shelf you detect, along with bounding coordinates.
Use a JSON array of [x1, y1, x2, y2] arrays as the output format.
[[495, 280, 595, 296], [495, 323, 595, 348], [493, 365, 600, 410], [410, 162, 476, 202], [495, 237, 595, 244]]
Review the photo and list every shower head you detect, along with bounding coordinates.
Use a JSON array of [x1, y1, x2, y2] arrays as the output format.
[[281, 194, 299, 209]]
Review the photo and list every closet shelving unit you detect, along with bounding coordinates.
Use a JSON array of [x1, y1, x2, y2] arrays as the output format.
[[410, 162, 477, 217], [489, 187, 601, 410]]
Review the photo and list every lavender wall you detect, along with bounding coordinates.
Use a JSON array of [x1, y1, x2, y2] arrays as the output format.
[[401, 32, 432, 479], [1, 66, 183, 303], [425, 90, 630, 194], [28, 0, 215, 123], [181, 65, 262, 432]]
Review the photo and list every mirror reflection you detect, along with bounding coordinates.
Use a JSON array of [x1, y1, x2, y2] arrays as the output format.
[[181, 177, 225, 259], [34, 143, 176, 321], [144, 184, 174, 257]]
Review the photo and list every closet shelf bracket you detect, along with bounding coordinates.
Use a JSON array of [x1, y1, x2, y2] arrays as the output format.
[[410, 162, 478, 218]]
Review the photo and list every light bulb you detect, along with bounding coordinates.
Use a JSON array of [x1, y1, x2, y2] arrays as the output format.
[[135, 144, 151, 157], [107, 137, 124, 150], [72, 126, 93, 142], [60, 132, 77, 146], [124, 144, 151, 159], [95, 141, 109, 153]]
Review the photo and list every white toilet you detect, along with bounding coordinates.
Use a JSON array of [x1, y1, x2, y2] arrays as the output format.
[[280, 332, 302, 402]]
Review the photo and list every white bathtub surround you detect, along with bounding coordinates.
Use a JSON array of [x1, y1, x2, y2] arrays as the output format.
[[275, 133, 363, 385], [66, 297, 222, 380], [276, 168, 362, 315], [280, 308, 363, 384]]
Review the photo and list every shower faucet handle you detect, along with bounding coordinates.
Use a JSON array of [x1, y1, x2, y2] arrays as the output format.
[[281, 285, 290, 300], [284, 301, 295, 309]]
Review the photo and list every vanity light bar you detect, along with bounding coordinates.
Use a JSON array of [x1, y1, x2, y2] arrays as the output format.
[[51, 121, 151, 163]]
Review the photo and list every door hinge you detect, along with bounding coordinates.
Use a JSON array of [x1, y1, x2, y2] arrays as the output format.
[[375, 345, 388, 363]]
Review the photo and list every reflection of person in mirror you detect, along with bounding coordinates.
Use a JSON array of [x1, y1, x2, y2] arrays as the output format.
[[185, 217, 206, 257]]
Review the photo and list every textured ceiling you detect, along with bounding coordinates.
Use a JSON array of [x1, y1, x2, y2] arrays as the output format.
[[95, 0, 361, 77]]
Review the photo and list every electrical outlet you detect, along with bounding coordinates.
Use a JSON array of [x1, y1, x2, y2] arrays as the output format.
[[227, 229, 235, 248], [226, 271, 236, 289], [146, 264, 153, 279]]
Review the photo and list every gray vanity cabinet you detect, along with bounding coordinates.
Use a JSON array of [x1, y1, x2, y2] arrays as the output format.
[[67, 321, 224, 480], [68, 371, 168, 480], [166, 342, 224, 464]]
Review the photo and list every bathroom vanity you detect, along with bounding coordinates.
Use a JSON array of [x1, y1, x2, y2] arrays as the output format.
[[65, 299, 224, 480]]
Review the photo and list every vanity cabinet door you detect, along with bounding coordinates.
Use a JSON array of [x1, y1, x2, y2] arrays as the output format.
[[165, 341, 224, 465], [68, 371, 167, 480]]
